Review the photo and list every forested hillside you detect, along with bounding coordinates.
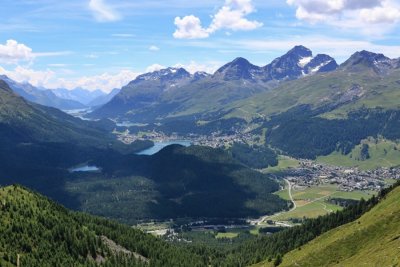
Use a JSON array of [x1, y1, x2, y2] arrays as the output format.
[[0, 185, 213, 267], [68, 145, 287, 223], [2, 182, 398, 267]]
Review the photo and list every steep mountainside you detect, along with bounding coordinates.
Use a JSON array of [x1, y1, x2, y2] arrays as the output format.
[[257, 184, 400, 267], [0, 79, 121, 199], [0, 75, 85, 110], [0, 79, 112, 146], [90, 46, 338, 121], [0, 185, 212, 267]]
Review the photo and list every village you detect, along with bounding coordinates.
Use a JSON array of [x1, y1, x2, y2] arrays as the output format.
[[282, 160, 400, 192], [115, 129, 254, 148]]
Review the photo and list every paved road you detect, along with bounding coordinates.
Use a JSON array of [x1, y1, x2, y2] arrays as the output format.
[[249, 179, 297, 226], [285, 179, 296, 211]]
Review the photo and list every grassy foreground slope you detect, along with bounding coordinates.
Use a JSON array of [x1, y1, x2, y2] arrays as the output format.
[[0, 185, 212, 267], [258, 184, 400, 267]]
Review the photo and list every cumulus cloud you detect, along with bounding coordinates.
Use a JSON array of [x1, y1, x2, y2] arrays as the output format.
[[287, 0, 400, 27], [0, 40, 72, 65], [173, 0, 263, 39], [89, 0, 121, 22], [208, 0, 263, 32], [0, 40, 34, 64], [173, 15, 210, 39]]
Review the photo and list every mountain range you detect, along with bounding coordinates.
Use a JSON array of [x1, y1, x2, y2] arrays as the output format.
[[0, 75, 86, 110], [0, 75, 119, 110], [91, 46, 400, 124], [90, 45, 338, 121]]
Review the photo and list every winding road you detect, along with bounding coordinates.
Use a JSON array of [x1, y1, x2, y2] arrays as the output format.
[[285, 179, 296, 211], [249, 179, 297, 226]]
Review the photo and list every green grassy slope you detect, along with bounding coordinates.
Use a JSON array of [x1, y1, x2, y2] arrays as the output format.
[[0, 185, 212, 266], [226, 67, 400, 121], [258, 185, 400, 267], [317, 138, 400, 170]]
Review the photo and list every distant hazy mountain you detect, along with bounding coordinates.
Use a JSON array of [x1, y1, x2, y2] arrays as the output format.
[[88, 88, 120, 107], [91, 46, 338, 121], [0, 75, 86, 110], [0, 79, 112, 146], [52, 87, 105, 105]]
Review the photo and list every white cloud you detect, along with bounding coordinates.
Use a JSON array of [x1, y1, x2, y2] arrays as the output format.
[[173, 61, 221, 74], [360, 4, 400, 23], [149, 45, 160, 51], [146, 64, 166, 72], [0, 65, 138, 93], [287, 0, 400, 30], [0, 40, 72, 65], [208, 0, 263, 32], [0, 40, 34, 64], [55, 70, 139, 92], [173, 0, 262, 39], [89, 0, 121, 22], [0, 66, 55, 88], [173, 15, 210, 39]]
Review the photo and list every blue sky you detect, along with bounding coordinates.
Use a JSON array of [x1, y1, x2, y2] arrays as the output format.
[[0, 0, 400, 92]]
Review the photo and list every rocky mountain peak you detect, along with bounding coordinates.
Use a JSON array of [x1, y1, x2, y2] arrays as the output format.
[[341, 50, 395, 74], [214, 57, 262, 81], [287, 45, 313, 58]]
